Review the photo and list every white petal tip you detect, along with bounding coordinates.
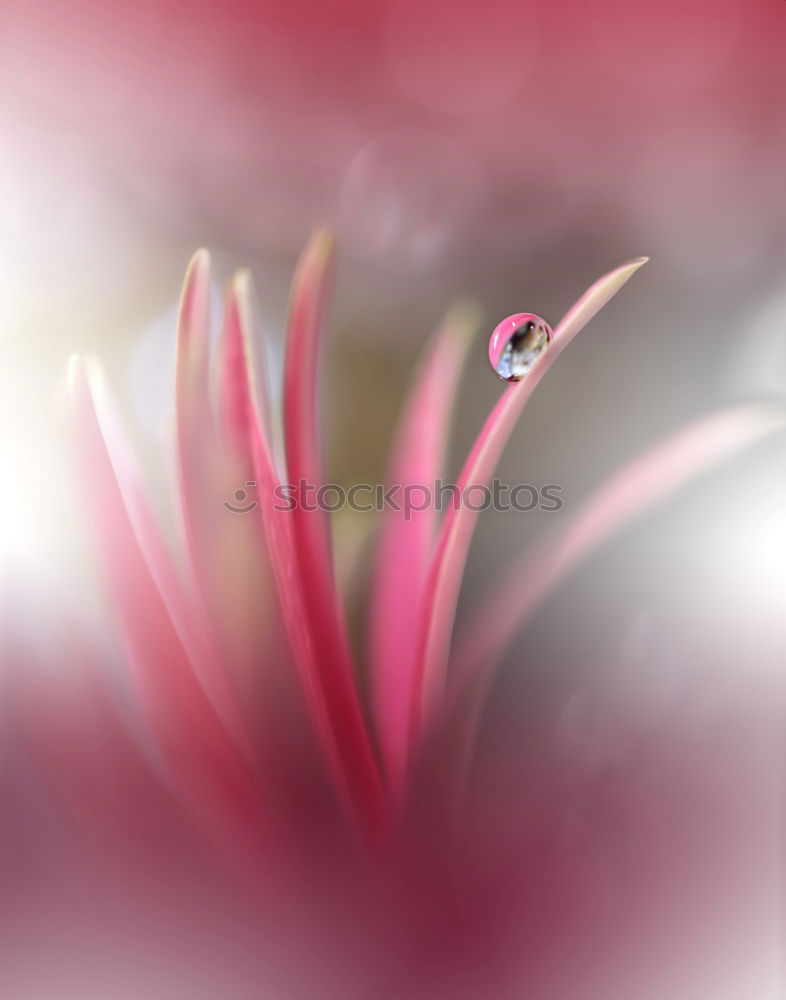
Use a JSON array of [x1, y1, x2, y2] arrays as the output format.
[[302, 229, 336, 273], [189, 247, 211, 271], [66, 354, 84, 395], [616, 256, 649, 276], [232, 269, 253, 298], [181, 249, 212, 303]]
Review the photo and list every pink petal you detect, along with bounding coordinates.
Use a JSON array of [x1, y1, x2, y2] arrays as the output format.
[[67, 356, 263, 857], [216, 281, 255, 454], [174, 258, 275, 744], [409, 258, 649, 750], [200, 278, 281, 716], [368, 302, 479, 792], [452, 403, 786, 695], [174, 249, 219, 605], [81, 355, 247, 743], [234, 262, 385, 835], [216, 269, 274, 454]]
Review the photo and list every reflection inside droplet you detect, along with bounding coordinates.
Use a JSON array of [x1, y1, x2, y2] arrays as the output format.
[[488, 313, 553, 381]]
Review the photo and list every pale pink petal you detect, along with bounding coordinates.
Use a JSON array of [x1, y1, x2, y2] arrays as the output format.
[[369, 302, 479, 791], [452, 403, 786, 694], [81, 355, 248, 744], [174, 249, 219, 599], [67, 356, 263, 857], [173, 258, 275, 740], [171, 254, 255, 697], [410, 258, 648, 748], [198, 279, 280, 715]]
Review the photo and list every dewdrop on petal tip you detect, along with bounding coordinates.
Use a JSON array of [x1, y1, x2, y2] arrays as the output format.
[[488, 312, 553, 382]]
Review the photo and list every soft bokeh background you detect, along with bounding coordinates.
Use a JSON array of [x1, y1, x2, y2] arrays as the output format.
[[4, 0, 786, 568], [2, 1, 786, 997]]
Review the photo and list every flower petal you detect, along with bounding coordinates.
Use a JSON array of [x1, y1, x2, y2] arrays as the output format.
[[235, 261, 385, 835], [201, 278, 280, 716], [67, 355, 263, 857], [452, 403, 786, 694], [174, 249, 219, 604], [409, 258, 648, 750], [79, 354, 249, 744], [368, 302, 479, 791]]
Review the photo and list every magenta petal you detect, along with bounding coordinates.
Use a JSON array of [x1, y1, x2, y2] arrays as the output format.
[[409, 258, 648, 749], [233, 263, 384, 835], [369, 303, 479, 792], [452, 403, 786, 693]]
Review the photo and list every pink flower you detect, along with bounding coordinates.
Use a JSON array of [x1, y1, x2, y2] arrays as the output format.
[[63, 235, 649, 838], [4, 234, 783, 998]]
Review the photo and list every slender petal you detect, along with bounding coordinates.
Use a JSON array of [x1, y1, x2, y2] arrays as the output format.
[[233, 265, 385, 834], [204, 279, 278, 713], [170, 250, 253, 696], [409, 258, 649, 749], [369, 302, 479, 791], [90, 356, 256, 748], [452, 403, 786, 693], [67, 356, 262, 855], [174, 249, 214, 581]]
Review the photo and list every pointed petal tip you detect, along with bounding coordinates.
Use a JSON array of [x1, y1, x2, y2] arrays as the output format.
[[628, 255, 649, 271], [66, 353, 85, 397], [614, 255, 649, 279], [187, 247, 211, 274], [444, 298, 484, 342], [68, 352, 105, 396], [229, 270, 258, 341], [231, 268, 253, 300], [300, 229, 336, 277], [309, 227, 336, 254], [180, 248, 212, 309], [81, 352, 108, 393], [177, 249, 213, 373]]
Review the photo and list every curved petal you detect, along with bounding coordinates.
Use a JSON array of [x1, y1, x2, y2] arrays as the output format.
[[174, 249, 214, 582], [200, 279, 278, 716], [234, 264, 385, 836], [81, 355, 248, 739], [67, 356, 262, 857], [409, 258, 648, 750], [451, 403, 786, 693], [368, 302, 479, 791]]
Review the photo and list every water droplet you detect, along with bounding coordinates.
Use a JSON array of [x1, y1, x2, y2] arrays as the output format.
[[488, 313, 553, 382]]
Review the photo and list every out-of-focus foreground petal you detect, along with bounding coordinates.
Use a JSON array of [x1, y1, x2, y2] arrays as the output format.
[[67, 356, 265, 861]]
